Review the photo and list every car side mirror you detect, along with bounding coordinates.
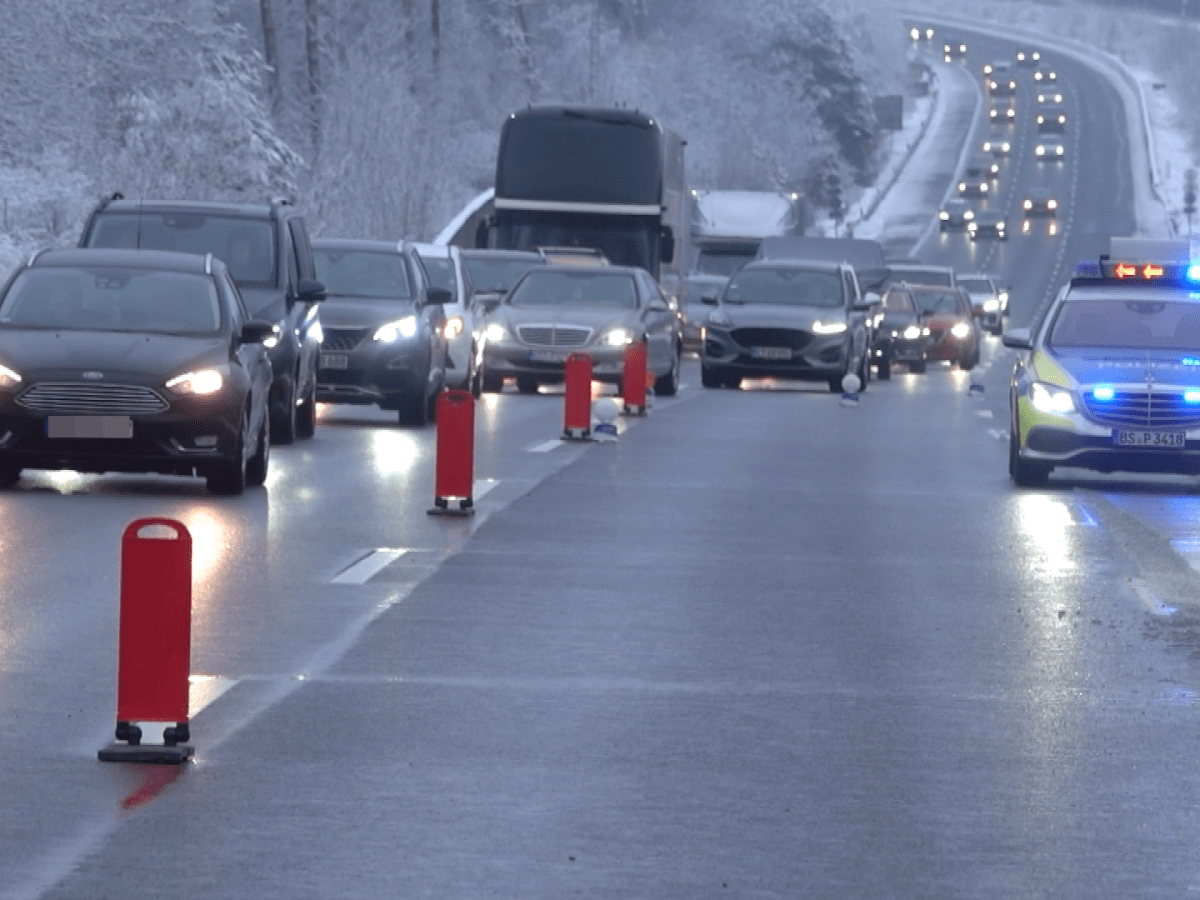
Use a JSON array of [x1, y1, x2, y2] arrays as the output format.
[[701, 294, 720, 306], [425, 286, 453, 306], [852, 299, 875, 312], [647, 297, 669, 312], [296, 278, 326, 305], [241, 320, 277, 344], [1001, 327, 1032, 349]]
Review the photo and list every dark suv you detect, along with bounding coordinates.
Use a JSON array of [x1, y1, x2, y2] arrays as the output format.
[[78, 195, 326, 444]]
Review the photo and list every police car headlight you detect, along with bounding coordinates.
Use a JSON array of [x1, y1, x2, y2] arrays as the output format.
[[903, 325, 922, 340], [1030, 381, 1076, 414], [951, 322, 972, 339]]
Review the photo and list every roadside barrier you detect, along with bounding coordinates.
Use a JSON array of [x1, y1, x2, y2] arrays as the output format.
[[428, 389, 476, 516], [98, 518, 194, 764], [563, 352, 593, 441], [622, 342, 649, 416]]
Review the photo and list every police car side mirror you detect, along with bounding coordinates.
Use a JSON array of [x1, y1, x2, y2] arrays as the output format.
[[1001, 327, 1032, 349]]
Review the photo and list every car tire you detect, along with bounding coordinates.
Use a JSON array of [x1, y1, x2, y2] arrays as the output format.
[[398, 388, 428, 428], [516, 375, 539, 395], [295, 378, 317, 439], [909, 359, 927, 374], [481, 370, 504, 394], [207, 412, 248, 495], [701, 364, 722, 389], [427, 386, 441, 423], [272, 381, 297, 446], [246, 409, 270, 488], [0, 460, 21, 488], [655, 345, 681, 397], [877, 344, 892, 380], [1009, 417, 1051, 487], [723, 375, 742, 389]]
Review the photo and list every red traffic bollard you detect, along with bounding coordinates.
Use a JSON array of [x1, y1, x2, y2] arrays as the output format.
[[563, 352, 593, 441], [428, 389, 476, 516], [99, 518, 194, 764], [623, 341, 649, 416]]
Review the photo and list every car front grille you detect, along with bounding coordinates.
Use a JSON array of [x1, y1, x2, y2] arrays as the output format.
[[1082, 389, 1200, 429], [322, 328, 372, 352], [17, 382, 169, 415], [730, 327, 811, 351], [518, 326, 591, 346]]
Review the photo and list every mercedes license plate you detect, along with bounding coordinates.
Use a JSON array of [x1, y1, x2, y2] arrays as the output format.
[[529, 350, 569, 363], [750, 346, 792, 360], [1114, 429, 1186, 449], [47, 415, 133, 439], [320, 353, 349, 370]]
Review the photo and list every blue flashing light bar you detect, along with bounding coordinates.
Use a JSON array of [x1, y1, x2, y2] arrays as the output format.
[[1188, 263, 1200, 282], [1092, 385, 1116, 402], [1184, 390, 1200, 404]]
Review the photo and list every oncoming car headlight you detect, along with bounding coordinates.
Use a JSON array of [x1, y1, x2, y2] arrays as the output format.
[[374, 316, 419, 343], [950, 322, 972, 339], [983, 298, 1000, 312], [1030, 381, 1075, 414], [484, 322, 511, 343], [167, 368, 225, 396], [903, 325, 922, 340], [0, 363, 21, 390], [601, 327, 633, 346], [812, 320, 848, 335]]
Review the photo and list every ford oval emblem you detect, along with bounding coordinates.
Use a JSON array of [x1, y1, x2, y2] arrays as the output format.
[[81, 371, 104, 381]]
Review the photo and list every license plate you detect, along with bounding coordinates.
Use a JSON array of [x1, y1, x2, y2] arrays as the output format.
[[1114, 429, 1186, 449], [750, 346, 792, 360], [47, 415, 133, 439], [321, 354, 349, 370], [529, 350, 569, 363]]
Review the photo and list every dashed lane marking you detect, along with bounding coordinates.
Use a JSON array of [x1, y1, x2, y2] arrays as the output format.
[[331, 548, 409, 585], [976, 409, 994, 419], [474, 478, 500, 500], [528, 439, 564, 453]]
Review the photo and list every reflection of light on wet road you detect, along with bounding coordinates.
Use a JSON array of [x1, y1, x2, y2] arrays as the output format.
[[1017, 494, 1076, 576], [176, 507, 231, 589], [369, 429, 421, 476]]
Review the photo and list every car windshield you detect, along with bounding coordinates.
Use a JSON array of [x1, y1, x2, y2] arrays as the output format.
[[418, 254, 457, 294], [86, 212, 277, 287], [882, 290, 915, 312], [313, 249, 413, 300], [464, 256, 539, 293], [892, 268, 953, 288], [912, 288, 966, 315], [959, 278, 993, 294], [724, 268, 843, 308], [510, 271, 636, 308], [1049, 295, 1200, 350], [0, 266, 221, 334]]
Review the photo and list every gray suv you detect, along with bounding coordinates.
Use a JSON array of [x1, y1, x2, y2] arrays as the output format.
[[78, 194, 326, 444]]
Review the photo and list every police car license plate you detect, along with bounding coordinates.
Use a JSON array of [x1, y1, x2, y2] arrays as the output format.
[[750, 346, 792, 360], [47, 415, 133, 439], [529, 350, 569, 363], [1114, 429, 1185, 449], [320, 354, 348, 370]]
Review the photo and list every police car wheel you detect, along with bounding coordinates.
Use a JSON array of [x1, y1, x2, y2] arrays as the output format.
[[1009, 421, 1050, 487]]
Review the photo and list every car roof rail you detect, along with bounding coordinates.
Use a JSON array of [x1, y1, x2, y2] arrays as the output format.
[[269, 195, 294, 208], [204, 252, 213, 275], [26, 248, 51, 267], [96, 191, 125, 210]]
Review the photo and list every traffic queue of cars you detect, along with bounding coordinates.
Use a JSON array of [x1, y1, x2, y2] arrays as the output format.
[[936, 42, 1064, 243]]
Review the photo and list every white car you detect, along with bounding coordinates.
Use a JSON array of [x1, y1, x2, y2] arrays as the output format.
[[412, 243, 477, 391]]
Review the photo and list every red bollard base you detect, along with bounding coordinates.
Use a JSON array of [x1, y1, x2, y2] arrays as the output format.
[[623, 403, 646, 417], [427, 495, 476, 517], [99, 721, 193, 764], [562, 426, 592, 442]]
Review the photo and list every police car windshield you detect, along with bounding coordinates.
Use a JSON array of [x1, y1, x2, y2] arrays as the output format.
[[1049, 294, 1200, 350]]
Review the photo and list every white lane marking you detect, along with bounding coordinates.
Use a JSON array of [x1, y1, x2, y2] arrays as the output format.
[[474, 478, 499, 500], [976, 409, 994, 419], [331, 548, 408, 585], [188, 675, 238, 718], [1128, 576, 1177, 616], [528, 439, 564, 453], [987, 429, 1008, 441]]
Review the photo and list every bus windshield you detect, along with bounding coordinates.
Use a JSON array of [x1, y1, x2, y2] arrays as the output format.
[[494, 212, 658, 272]]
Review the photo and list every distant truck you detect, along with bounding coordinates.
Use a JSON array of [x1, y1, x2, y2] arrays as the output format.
[[690, 190, 805, 277]]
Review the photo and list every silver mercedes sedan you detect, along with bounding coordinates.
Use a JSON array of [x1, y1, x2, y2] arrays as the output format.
[[479, 265, 682, 395]]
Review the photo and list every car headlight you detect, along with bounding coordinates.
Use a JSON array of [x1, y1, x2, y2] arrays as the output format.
[[981, 183, 989, 192], [484, 322, 511, 343], [262, 325, 280, 349], [1047, 199, 1057, 209], [167, 368, 225, 395], [968, 222, 978, 232], [1030, 381, 1076, 414], [998, 291, 1010, 307], [951, 322, 972, 339], [1036, 146, 1046, 156], [601, 327, 633, 346], [983, 299, 1000, 312], [812, 320, 848, 335], [0, 364, 22, 390], [940, 211, 950, 220], [443, 316, 464, 340], [1024, 200, 1033, 210], [964, 210, 975, 221], [374, 316, 419, 343], [958, 182, 967, 191], [903, 325, 922, 340]]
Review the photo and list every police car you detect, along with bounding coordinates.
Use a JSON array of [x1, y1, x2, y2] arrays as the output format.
[[1003, 239, 1200, 486]]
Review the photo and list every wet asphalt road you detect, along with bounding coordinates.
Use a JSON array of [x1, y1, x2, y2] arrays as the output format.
[[5, 21, 1200, 900]]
